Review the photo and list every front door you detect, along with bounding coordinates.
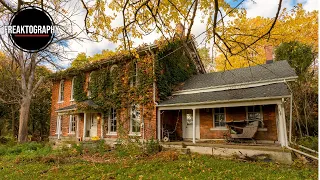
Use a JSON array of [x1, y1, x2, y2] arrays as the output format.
[[89, 113, 97, 137], [184, 110, 194, 139]]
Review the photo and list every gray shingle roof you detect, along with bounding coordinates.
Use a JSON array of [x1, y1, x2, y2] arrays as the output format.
[[179, 60, 296, 91], [56, 100, 98, 112], [159, 83, 290, 106]]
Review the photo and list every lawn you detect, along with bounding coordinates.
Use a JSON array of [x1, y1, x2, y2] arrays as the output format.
[[0, 141, 317, 180]]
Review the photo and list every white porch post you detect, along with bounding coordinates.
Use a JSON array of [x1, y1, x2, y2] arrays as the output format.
[[57, 116, 61, 140], [277, 103, 288, 147], [157, 109, 161, 141], [76, 115, 79, 139], [192, 108, 196, 144], [101, 114, 104, 139], [83, 113, 87, 140]]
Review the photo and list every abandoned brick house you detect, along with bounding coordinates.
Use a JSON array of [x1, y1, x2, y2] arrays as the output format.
[[49, 37, 297, 147]]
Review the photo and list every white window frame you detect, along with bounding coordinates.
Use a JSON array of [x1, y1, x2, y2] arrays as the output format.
[[212, 107, 227, 129], [246, 105, 264, 128], [130, 104, 141, 135], [87, 72, 93, 97], [110, 65, 118, 93], [130, 62, 138, 87], [70, 77, 75, 101], [58, 80, 64, 103], [69, 115, 76, 134], [55, 115, 62, 134], [108, 108, 117, 135]]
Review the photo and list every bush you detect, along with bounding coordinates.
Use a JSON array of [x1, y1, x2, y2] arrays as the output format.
[[145, 138, 161, 155], [297, 136, 318, 151]]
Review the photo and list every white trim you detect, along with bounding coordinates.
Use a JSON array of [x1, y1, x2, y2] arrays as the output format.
[[70, 76, 75, 101], [130, 104, 141, 135], [56, 108, 77, 113], [173, 77, 297, 95], [158, 97, 284, 110], [58, 80, 64, 103], [192, 108, 196, 144], [212, 107, 226, 128], [56, 116, 62, 139], [68, 115, 76, 134], [157, 109, 161, 140], [108, 108, 117, 134], [83, 113, 87, 139]]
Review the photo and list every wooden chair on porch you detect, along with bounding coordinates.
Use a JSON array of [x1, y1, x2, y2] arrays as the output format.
[[226, 120, 260, 143]]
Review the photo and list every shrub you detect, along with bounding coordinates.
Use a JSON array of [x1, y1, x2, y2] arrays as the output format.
[[145, 137, 161, 155], [297, 136, 318, 151]]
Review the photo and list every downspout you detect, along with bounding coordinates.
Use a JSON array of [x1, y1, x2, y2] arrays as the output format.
[[284, 80, 318, 160], [148, 46, 157, 105]]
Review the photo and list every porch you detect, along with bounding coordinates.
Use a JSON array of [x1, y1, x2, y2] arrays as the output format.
[[157, 98, 289, 147]]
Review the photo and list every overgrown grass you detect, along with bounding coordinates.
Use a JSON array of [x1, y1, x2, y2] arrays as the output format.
[[0, 140, 317, 179], [297, 136, 318, 151]]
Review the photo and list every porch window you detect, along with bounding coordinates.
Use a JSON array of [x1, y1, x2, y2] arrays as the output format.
[[130, 104, 141, 134], [109, 108, 117, 134], [58, 80, 64, 102], [247, 105, 263, 127], [56, 115, 62, 134], [69, 115, 76, 134], [213, 108, 226, 127]]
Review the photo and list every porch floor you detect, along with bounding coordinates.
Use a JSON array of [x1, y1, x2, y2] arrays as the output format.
[[161, 141, 289, 152]]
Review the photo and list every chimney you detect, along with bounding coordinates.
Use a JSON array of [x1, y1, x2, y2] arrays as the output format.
[[264, 45, 274, 64], [175, 23, 185, 38]]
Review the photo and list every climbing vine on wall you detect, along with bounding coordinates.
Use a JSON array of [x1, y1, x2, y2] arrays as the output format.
[[73, 73, 87, 102], [155, 39, 198, 101]]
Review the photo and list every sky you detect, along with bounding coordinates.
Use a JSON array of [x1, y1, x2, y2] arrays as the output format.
[[62, 0, 318, 68]]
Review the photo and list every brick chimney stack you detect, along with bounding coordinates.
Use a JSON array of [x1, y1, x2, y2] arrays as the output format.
[[264, 45, 274, 64], [175, 23, 185, 38]]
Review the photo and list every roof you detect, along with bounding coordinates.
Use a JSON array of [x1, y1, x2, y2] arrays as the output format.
[[178, 60, 296, 91], [158, 83, 290, 106], [56, 100, 99, 112]]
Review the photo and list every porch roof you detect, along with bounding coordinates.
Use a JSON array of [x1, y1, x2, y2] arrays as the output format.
[[56, 99, 99, 113], [158, 83, 290, 106]]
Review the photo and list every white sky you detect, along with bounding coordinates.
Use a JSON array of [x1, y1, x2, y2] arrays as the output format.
[[58, 0, 319, 68]]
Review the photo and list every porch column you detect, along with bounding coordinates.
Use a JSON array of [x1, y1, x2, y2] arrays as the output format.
[[192, 108, 196, 144], [277, 104, 288, 147], [157, 109, 161, 141], [57, 116, 61, 140], [83, 113, 87, 140], [101, 114, 104, 139], [76, 115, 79, 139]]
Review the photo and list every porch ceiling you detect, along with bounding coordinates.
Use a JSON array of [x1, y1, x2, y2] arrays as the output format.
[[158, 83, 290, 107]]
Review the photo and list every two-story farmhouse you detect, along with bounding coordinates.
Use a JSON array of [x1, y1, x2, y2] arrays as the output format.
[[49, 37, 297, 147]]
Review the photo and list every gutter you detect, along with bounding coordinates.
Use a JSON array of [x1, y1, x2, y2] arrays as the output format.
[[157, 95, 289, 107], [284, 80, 318, 160]]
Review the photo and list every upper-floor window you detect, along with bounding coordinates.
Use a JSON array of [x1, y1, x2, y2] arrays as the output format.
[[70, 77, 75, 101], [130, 104, 141, 134], [87, 72, 93, 97], [130, 62, 138, 87], [110, 65, 118, 93], [58, 80, 64, 102], [213, 108, 226, 127]]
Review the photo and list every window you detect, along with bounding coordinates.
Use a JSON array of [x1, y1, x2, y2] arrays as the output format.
[[130, 104, 141, 134], [110, 65, 118, 93], [69, 115, 76, 134], [58, 80, 64, 102], [213, 108, 226, 127], [87, 72, 93, 97], [56, 116, 62, 134], [247, 105, 263, 127], [70, 77, 75, 101], [130, 62, 138, 87], [186, 110, 193, 125], [109, 108, 117, 134]]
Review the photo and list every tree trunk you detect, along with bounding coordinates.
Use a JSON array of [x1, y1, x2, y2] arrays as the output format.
[[18, 96, 31, 143]]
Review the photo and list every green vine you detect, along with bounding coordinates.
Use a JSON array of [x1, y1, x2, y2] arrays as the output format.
[[73, 73, 87, 102]]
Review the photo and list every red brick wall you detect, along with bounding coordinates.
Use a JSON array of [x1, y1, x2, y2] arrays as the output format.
[[199, 105, 278, 141]]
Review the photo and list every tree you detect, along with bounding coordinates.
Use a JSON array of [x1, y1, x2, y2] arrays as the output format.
[[275, 41, 317, 137], [197, 47, 212, 71], [81, 0, 283, 57], [214, 4, 318, 71], [0, 1, 82, 142], [71, 53, 89, 68]]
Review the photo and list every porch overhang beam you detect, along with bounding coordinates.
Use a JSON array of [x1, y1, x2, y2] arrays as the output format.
[[157, 97, 285, 111]]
